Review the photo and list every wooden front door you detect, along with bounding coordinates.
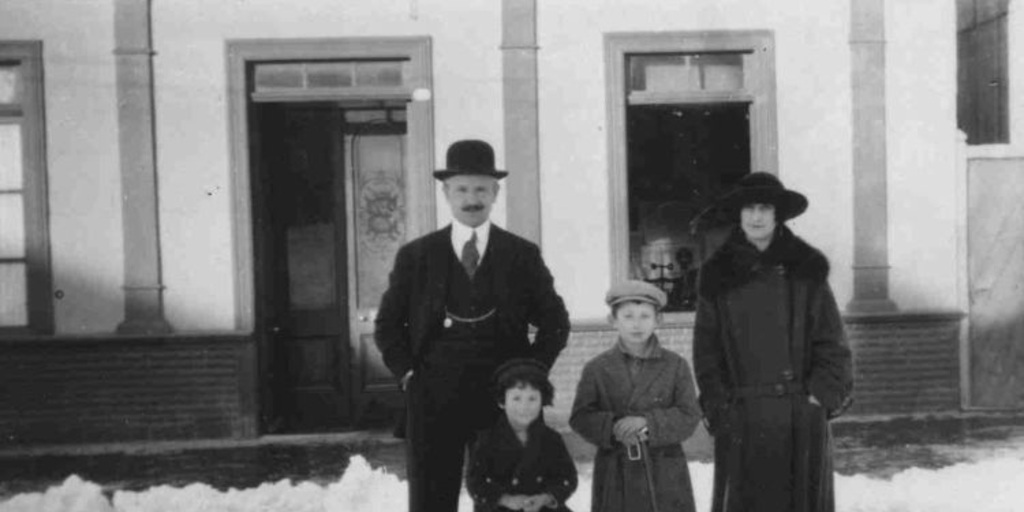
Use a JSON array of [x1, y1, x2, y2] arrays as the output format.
[[968, 157, 1024, 408], [254, 103, 351, 432], [229, 38, 435, 434], [252, 102, 414, 432]]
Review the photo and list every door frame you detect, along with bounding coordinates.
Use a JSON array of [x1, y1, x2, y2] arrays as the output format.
[[226, 38, 435, 432]]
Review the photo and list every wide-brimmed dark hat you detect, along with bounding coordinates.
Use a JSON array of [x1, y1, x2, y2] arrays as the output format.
[[433, 139, 508, 181], [701, 172, 808, 225]]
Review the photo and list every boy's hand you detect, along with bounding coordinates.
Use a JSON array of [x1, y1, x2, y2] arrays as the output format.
[[613, 415, 648, 443], [499, 494, 529, 510]]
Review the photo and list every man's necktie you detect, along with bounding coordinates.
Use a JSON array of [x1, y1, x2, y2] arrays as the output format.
[[461, 231, 480, 278]]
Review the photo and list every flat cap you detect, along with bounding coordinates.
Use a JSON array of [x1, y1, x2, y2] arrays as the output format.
[[605, 280, 667, 309]]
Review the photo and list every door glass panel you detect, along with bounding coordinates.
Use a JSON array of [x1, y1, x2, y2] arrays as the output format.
[[0, 64, 19, 104], [281, 108, 338, 312], [354, 61, 405, 87], [306, 62, 355, 89], [0, 262, 27, 326], [0, 124, 23, 190], [287, 223, 336, 310], [0, 193, 24, 258], [254, 64, 305, 90], [351, 130, 406, 309]]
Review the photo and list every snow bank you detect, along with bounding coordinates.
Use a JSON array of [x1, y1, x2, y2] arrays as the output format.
[[2, 455, 1023, 512]]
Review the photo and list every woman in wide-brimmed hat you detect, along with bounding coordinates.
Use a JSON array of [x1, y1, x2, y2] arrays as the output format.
[[692, 172, 854, 512]]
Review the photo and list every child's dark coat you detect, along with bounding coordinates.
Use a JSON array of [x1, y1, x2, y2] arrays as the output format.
[[467, 415, 578, 512]]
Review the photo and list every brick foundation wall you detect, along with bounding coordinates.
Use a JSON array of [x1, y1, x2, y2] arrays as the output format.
[[544, 312, 963, 430], [0, 334, 255, 446]]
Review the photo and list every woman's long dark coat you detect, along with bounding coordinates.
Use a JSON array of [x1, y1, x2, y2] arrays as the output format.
[[693, 226, 853, 512]]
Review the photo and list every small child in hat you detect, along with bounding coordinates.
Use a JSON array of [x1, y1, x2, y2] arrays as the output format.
[[467, 358, 578, 512], [570, 280, 701, 512]]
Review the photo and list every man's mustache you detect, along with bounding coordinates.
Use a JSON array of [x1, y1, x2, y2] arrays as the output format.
[[462, 204, 485, 212]]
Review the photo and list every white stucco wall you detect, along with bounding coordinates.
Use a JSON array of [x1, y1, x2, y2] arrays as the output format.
[[150, 0, 505, 330], [1, 0, 968, 333], [537, 0, 855, 318], [0, 0, 123, 334], [886, 0, 959, 311]]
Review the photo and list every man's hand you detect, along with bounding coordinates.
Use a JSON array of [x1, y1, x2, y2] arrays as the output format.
[[613, 415, 648, 444], [808, 394, 821, 407]]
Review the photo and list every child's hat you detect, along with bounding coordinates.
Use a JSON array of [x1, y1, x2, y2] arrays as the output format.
[[605, 280, 668, 309], [493, 358, 550, 384]]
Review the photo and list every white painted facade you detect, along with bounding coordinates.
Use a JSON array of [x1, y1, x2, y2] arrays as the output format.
[[0, 0, 989, 333]]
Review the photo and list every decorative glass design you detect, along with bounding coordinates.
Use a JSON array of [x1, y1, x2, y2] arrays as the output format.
[[352, 132, 406, 309]]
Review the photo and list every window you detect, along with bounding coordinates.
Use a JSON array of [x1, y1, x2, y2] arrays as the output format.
[[606, 31, 776, 312], [0, 42, 51, 333], [957, 0, 1009, 144]]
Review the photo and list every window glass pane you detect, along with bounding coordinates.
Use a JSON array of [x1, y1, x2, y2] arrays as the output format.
[[0, 262, 27, 326], [629, 53, 744, 93], [630, 55, 699, 93], [354, 61, 405, 87], [626, 104, 751, 312], [306, 62, 354, 88], [0, 193, 25, 258], [254, 63, 304, 90], [0, 64, 19, 104], [0, 123, 23, 191], [699, 54, 744, 91]]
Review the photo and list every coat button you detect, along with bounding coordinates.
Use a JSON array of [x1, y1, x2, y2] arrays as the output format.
[[774, 383, 785, 396], [512, 478, 518, 486], [537, 476, 543, 482], [781, 369, 794, 381]]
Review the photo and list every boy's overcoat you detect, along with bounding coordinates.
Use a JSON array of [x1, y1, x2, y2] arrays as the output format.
[[570, 338, 701, 512]]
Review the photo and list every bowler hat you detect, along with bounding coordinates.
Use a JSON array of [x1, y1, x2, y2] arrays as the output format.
[[433, 139, 508, 180], [701, 172, 808, 225], [605, 280, 667, 310]]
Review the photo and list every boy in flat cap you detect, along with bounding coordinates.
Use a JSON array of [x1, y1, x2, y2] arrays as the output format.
[[467, 358, 578, 512], [375, 140, 570, 512], [570, 280, 700, 512]]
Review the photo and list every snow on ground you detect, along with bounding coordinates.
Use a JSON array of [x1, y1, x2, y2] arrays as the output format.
[[2, 455, 1023, 512]]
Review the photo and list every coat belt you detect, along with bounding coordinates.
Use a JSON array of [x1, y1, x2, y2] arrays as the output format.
[[733, 381, 806, 398]]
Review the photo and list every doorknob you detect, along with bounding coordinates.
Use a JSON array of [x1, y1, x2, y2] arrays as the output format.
[[271, 326, 281, 333]]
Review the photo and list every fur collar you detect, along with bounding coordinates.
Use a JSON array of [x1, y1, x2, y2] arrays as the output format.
[[698, 225, 829, 299]]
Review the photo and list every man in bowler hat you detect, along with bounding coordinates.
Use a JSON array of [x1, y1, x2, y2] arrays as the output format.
[[375, 139, 571, 512]]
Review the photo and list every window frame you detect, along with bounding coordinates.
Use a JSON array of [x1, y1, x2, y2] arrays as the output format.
[[605, 31, 777, 318], [0, 41, 52, 335]]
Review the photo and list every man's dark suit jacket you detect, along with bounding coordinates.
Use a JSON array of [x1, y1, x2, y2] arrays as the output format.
[[374, 224, 570, 379]]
